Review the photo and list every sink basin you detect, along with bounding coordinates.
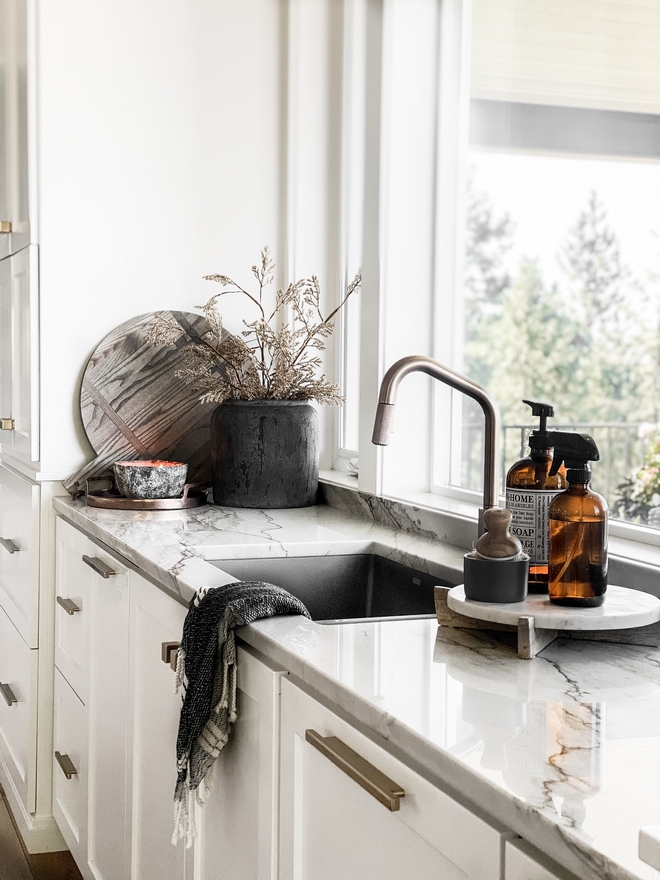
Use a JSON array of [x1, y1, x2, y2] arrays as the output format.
[[210, 554, 454, 623]]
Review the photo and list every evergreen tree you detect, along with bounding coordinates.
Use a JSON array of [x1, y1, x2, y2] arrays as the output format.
[[464, 176, 513, 387]]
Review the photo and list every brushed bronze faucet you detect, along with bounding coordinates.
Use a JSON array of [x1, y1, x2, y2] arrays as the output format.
[[371, 355, 500, 535]]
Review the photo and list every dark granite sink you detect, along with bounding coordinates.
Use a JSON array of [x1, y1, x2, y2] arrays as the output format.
[[210, 554, 454, 623]]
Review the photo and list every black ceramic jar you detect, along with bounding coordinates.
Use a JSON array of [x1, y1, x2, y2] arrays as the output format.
[[210, 400, 318, 508]]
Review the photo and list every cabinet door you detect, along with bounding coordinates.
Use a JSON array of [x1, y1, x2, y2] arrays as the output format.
[[52, 667, 88, 871], [280, 678, 505, 880], [0, 602, 36, 814], [55, 518, 92, 700], [0, 247, 38, 463], [195, 644, 283, 880], [127, 572, 191, 880], [0, 463, 39, 647], [0, 0, 29, 260], [86, 538, 130, 880]]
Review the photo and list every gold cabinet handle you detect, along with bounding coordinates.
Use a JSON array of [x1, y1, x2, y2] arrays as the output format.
[[161, 641, 180, 670], [305, 729, 405, 811], [56, 596, 81, 615], [0, 418, 14, 430], [82, 555, 116, 579], [55, 751, 77, 780], [0, 682, 17, 706], [0, 222, 12, 233], [0, 538, 19, 554]]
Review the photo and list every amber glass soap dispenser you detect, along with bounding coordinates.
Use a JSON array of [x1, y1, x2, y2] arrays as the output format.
[[546, 432, 608, 607], [505, 400, 567, 592]]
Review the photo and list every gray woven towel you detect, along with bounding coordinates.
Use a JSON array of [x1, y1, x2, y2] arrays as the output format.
[[172, 580, 310, 846]]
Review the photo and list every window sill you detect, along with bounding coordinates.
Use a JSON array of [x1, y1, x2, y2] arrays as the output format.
[[321, 471, 660, 589]]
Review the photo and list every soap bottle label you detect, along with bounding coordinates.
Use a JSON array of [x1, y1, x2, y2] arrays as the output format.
[[505, 488, 562, 563]]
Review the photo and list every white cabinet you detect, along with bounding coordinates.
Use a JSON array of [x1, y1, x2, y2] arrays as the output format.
[[54, 518, 285, 880], [86, 535, 130, 880], [0, 461, 39, 646], [52, 667, 87, 868], [0, 0, 30, 260], [194, 636, 282, 880], [0, 246, 38, 464], [279, 677, 506, 880], [127, 572, 190, 880], [0, 602, 36, 814], [128, 571, 284, 880], [55, 517, 131, 880]]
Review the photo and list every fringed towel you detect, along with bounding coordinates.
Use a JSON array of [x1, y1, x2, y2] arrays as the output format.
[[172, 580, 310, 846]]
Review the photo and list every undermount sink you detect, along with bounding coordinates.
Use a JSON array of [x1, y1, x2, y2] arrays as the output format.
[[210, 554, 454, 623]]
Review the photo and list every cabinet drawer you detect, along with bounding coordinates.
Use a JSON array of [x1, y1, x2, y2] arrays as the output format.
[[280, 678, 506, 880], [0, 603, 36, 813], [55, 517, 128, 703], [0, 464, 39, 646], [53, 667, 88, 870]]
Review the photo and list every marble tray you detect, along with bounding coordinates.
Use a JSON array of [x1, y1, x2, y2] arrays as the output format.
[[447, 584, 660, 630], [435, 585, 660, 660]]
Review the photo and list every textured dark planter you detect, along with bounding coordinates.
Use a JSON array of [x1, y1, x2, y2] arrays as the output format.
[[210, 400, 319, 508]]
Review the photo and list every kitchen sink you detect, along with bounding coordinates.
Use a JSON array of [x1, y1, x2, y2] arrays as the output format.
[[210, 554, 454, 623]]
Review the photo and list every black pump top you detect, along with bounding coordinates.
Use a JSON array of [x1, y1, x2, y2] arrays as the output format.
[[522, 399, 555, 449], [548, 431, 600, 482]]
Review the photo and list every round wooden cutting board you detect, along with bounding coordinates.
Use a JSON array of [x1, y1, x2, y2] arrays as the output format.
[[64, 311, 228, 495]]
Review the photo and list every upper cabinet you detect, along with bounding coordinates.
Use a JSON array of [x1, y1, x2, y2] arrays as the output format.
[[0, 0, 29, 259], [0, 245, 38, 464]]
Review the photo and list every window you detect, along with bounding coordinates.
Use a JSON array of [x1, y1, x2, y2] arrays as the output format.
[[329, 0, 660, 539], [460, 0, 660, 534]]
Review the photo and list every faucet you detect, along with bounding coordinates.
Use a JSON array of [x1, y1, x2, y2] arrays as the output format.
[[371, 355, 500, 535]]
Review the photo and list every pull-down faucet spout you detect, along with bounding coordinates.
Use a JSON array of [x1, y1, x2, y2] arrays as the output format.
[[372, 355, 500, 533]]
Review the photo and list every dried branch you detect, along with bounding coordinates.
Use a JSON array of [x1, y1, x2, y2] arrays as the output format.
[[146, 249, 361, 405]]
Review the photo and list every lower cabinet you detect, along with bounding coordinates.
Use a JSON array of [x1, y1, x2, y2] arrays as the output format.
[[52, 668, 87, 866], [0, 603, 37, 814], [54, 516, 284, 880], [128, 573, 191, 880], [279, 677, 506, 880], [54, 516, 576, 880]]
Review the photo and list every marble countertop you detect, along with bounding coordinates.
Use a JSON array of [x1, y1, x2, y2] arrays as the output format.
[[53, 491, 660, 880]]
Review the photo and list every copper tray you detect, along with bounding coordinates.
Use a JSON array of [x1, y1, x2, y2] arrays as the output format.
[[85, 477, 209, 510]]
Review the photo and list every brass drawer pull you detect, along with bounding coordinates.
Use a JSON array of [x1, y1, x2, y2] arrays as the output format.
[[0, 418, 14, 430], [57, 596, 81, 615], [161, 641, 180, 670], [0, 683, 17, 706], [0, 221, 12, 233], [55, 751, 77, 780], [305, 729, 405, 811], [82, 555, 116, 578], [0, 537, 19, 554]]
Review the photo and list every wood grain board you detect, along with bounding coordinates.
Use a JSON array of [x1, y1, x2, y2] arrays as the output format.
[[64, 311, 229, 495]]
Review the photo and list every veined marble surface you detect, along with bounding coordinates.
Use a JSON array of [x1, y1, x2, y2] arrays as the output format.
[[53, 493, 660, 880], [449, 584, 660, 630]]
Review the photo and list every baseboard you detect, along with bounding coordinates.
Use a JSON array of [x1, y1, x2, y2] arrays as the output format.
[[0, 753, 67, 853]]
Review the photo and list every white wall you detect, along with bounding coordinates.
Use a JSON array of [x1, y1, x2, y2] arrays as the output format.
[[36, 0, 285, 473]]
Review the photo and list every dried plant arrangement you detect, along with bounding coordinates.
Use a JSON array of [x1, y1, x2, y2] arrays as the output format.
[[147, 248, 361, 405]]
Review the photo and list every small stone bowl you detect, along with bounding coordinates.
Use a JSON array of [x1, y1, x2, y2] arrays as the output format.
[[463, 553, 529, 604], [113, 460, 188, 499]]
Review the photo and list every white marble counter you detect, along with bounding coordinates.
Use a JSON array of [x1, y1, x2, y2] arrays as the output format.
[[53, 492, 660, 880]]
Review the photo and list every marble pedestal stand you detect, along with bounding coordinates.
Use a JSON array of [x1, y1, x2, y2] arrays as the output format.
[[434, 585, 660, 659]]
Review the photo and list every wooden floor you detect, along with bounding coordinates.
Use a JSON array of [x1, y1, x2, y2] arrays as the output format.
[[0, 787, 82, 880]]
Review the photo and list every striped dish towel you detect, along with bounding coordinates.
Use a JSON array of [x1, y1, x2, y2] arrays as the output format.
[[172, 580, 310, 846]]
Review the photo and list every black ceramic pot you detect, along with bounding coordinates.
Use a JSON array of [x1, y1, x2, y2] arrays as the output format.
[[463, 554, 529, 603], [210, 400, 319, 508]]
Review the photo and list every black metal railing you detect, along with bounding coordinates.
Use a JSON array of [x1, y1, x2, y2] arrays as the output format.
[[460, 421, 647, 507]]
